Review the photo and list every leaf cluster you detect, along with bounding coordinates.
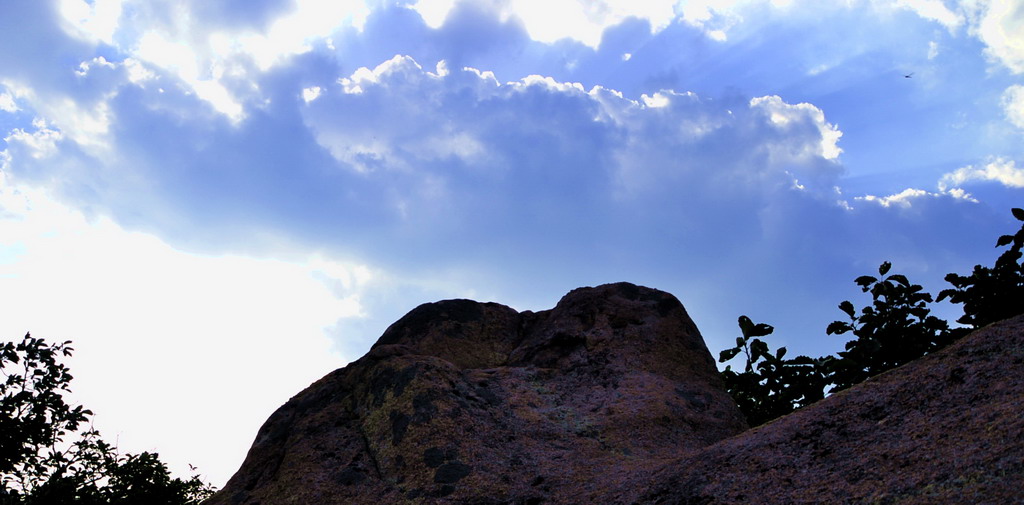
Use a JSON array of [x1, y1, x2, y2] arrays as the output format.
[[1, 333, 215, 505], [718, 317, 830, 427], [825, 261, 954, 391], [938, 207, 1024, 329]]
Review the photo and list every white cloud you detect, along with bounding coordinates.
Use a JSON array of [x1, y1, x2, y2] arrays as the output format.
[[895, 0, 963, 31], [855, 186, 977, 208], [123, 58, 157, 84], [4, 120, 63, 159], [413, 0, 457, 28], [1002, 84, 1024, 129], [75, 56, 117, 77], [53, 0, 372, 123], [750, 95, 843, 160], [58, 0, 123, 44], [302, 86, 322, 103], [191, 79, 245, 120], [939, 157, 1024, 189], [135, 31, 201, 80], [0, 91, 19, 113], [413, 0, 682, 47], [641, 91, 672, 108], [304, 57, 846, 207], [237, 0, 370, 69], [133, 31, 244, 121], [3, 88, 113, 152], [312, 56, 494, 173], [856, 187, 931, 208], [964, 0, 1024, 73], [855, 154, 1024, 210]]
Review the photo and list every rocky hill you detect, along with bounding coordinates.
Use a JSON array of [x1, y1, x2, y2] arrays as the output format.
[[204, 283, 1023, 504]]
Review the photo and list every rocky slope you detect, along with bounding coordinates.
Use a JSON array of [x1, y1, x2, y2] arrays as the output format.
[[635, 313, 1024, 505], [205, 283, 747, 504], [205, 284, 1023, 505]]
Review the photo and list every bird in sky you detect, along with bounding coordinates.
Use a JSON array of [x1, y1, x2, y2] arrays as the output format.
[[904, 72, 914, 78]]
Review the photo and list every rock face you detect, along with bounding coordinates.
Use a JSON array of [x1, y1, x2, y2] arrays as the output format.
[[636, 314, 1024, 505], [205, 283, 747, 505]]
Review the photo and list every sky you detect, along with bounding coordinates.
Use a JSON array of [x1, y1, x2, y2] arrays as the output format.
[[1, 0, 1022, 488]]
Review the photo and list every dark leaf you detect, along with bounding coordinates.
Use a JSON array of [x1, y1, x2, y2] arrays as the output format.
[[738, 316, 754, 338], [1012, 207, 1024, 221], [878, 261, 892, 276], [996, 234, 1013, 247], [752, 323, 774, 338], [839, 300, 855, 317], [719, 348, 741, 362], [750, 339, 769, 359]]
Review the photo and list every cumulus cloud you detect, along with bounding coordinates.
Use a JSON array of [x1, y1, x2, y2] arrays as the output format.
[[858, 157, 1024, 211], [964, 0, 1024, 73], [3, 44, 865, 323], [856, 187, 977, 208], [940, 157, 1024, 190], [294, 56, 851, 253]]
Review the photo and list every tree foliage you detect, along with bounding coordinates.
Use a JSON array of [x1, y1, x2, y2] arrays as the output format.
[[825, 261, 953, 392], [939, 207, 1024, 329], [718, 317, 830, 427], [719, 208, 1024, 426], [1, 333, 215, 505]]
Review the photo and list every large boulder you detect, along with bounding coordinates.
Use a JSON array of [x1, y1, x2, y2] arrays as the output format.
[[205, 282, 747, 505]]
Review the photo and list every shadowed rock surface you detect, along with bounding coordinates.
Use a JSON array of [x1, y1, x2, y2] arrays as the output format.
[[205, 283, 746, 504]]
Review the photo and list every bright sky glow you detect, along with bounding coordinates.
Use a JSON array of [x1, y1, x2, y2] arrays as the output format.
[[0, 180, 372, 479], [58, 0, 123, 44], [2, 0, 1023, 489]]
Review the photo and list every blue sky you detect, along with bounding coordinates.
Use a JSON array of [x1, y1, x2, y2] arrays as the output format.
[[1, 0, 1022, 487]]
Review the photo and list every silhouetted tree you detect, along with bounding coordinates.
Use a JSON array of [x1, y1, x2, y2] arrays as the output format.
[[939, 207, 1024, 328], [720, 208, 1024, 425], [1, 333, 214, 505], [723, 263, 953, 425]]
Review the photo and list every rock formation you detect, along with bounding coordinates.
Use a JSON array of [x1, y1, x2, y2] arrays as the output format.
[[205, 283, 1024, 505], [205, 283, 747, 504]]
